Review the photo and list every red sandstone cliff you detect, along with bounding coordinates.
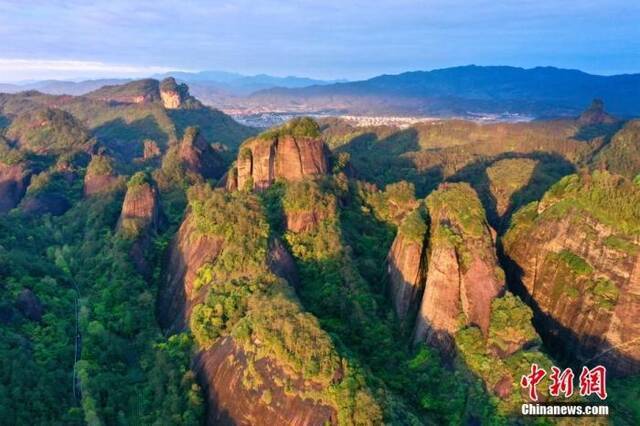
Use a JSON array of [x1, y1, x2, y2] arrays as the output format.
[[411, 184, 505, 355], [232, 134, 329, 191], [195, 337, 335, 426], [84, 155, 121, 196], [503, 172, 640, 375], [387, 212, 428, 322], [117, 174, 162, 276], [179, 127, 225, 181], [159, 77, 202, 109], [157, 204, 337, 425], [0, 162, 30, 213]]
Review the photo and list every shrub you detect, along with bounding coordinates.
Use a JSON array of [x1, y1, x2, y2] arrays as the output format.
[[258, 117, 321, 140]]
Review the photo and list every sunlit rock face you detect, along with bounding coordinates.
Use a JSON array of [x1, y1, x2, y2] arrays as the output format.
[[411, 183, 505, 355], [233, 135, 329, 191], [160, 77, 202, 109], [503, 172, 640, 376]]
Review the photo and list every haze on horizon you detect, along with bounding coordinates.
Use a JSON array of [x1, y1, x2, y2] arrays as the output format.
[[0, 0, 639, 82]]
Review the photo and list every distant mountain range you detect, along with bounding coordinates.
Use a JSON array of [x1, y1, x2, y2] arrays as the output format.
[[2, 66, 640, 119], [154, 70, 345, 95], [0, 79, 131, 96], [243, 65, 640, 118], [0, 71, 343, 99]]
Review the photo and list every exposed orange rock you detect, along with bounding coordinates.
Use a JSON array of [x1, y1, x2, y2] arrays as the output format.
[[84, 155, 121, 196], [83, 173, 120, 196], [233, 135, 329, 191], [412, 183, 504, 355], [179, 127, 225, 180], [0, 162, 30, 213], [142, 139, 161, 160], [159, 77, 202, 109], [157, 215, 224, 332], [503, 176, 640, 376], [195, 337, 335, 426], [285, 209, 328, 234], [117, 179, 160, 235], [387, 232, 427, 322], [117, 176, 162, 276]]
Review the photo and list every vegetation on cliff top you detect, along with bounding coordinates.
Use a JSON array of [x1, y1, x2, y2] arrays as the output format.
[[516, 170, 640, 236], [262, 177, 506, 423], [86, 154, 115, 176], [258, 116, 321, 140], [398, 207, 428, 243], [427, 182, 487, 239], [186, 184, 383, 424], [6, 108, 92, 155]]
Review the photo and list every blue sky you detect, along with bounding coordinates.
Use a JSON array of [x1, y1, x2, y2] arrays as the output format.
[[0, 0, 639, 81]]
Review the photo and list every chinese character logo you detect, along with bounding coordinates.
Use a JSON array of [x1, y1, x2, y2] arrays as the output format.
[[579, 365, 608, 400], [549, 366, 574, 397], [520, 363, 546, 401], [521, 364, 607, 401]]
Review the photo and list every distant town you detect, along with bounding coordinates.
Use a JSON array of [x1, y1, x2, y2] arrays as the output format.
[[230, 111, 535, 128]]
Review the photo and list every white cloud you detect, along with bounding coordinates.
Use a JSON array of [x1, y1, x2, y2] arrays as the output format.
[[0, 58, 188, 82]]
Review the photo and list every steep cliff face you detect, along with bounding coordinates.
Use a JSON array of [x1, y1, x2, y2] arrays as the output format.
[[384, 184, 548, 409], [178, 127, 225, 180], [280, 179, 338, 239], [387, 209, 428, 321], [84, 155, 121, 196], [195, 337, 335, 426], [142, 139, 161, 160], [0, 162, 30, 213], [159, 186, 380, 425], [503, 171, 640, 375], [117, 173, 162, 275], [157, 214, 224, 332], [232, 118, 330, 191], [159, 77, 202, 109], [413, 183, 505, 355]]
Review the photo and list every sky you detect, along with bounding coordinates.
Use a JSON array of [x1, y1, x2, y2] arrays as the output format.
[[0, 0, 639, 82]]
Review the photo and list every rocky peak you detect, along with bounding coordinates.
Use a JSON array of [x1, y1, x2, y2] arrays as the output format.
[[159, 77, 201, 109], [179, 127, 225, 180], [232, 118, 330, 191], [84, 154, 121, 196], [282, 179, 337, 234], [156, 186, 373, 424], [117, 172, 162, 276], [578, 98, 617, 126], [142, 139, 161, 160], [411, 183, 505, 354], [117, 172, 161, 238]]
